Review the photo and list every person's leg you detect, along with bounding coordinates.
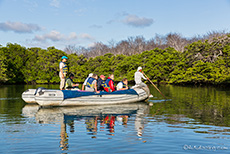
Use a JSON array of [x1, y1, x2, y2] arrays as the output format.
[[138, 82, 150, 96], [60, 77, 65, 90], [85, 87, 94, 92]]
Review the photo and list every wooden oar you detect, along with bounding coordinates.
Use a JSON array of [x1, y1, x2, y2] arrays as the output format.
[[142, 72, 167, 100]]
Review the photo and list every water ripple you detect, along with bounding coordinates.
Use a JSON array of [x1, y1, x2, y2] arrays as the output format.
[[0, 97, 20, 100]]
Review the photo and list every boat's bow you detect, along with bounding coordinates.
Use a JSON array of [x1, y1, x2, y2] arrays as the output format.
[[35, 89, 64, 106], [22, 89, 37, 103]]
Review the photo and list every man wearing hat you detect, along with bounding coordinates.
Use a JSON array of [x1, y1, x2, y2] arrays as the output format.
[[59, 56, 68, 90], [134, 66, 149, 88]]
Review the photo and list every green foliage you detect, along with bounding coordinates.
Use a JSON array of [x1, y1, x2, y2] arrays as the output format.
[[35, 47, 66, 83], [0, 47, 7, 82], [2, 43, 28, 83], [142, 48, 180, 83], [1, 36, 230, 85]]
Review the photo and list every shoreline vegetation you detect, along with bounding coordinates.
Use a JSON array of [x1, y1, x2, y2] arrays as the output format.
[[1, 31, 230, 86]]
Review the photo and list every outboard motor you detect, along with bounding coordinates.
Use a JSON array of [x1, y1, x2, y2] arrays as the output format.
[[34, 87, 46, 96]]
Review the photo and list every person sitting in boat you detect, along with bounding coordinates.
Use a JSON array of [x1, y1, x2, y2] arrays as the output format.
[[65, 73, 79, 90], [97, 75, 106, 91], [103, 74, 116, 92], [82, 73, 93, 90], [116, 78, 128, 90], [85, 74, 99, 92]]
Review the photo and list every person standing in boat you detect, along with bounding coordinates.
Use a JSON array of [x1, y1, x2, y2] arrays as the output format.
[[85, 74, 99, 92], [134, 66, 150, 96], [103, 74, 116, 92], [116, 78, 128, 90], [97, 75, 106, 91], [134, 66, 149, 88], [59, 56, 68, 90], [82, 73, 93, 90], [65, 73, 79, 90]]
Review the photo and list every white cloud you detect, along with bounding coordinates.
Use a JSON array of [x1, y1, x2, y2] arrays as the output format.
[[68, 32, 77, 40], [25, 30, 95, 49], [122, 14, 154, 28], [33, 30, 63, 42], [50, 0, 60, 8], [33, 31, 94, 42], [87, 42, 96, 48], [0, 21, 42, 33], [79, 33, 95, 40]]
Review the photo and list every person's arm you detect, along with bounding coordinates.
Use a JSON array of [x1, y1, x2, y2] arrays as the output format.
[[109, 80, 116, 92], [141, 72, 147, 80], [60, 63, 64, 79], [82, 78, 88, 90], [120, 85, 128, 90], [73, 83, 79, 87], [94, 81, 99, 93]]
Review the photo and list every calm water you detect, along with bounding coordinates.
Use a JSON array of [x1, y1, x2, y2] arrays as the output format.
[[1, 84, 230, 154]]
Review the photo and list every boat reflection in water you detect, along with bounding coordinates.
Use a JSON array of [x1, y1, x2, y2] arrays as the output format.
[[22, 103, 149, 151]]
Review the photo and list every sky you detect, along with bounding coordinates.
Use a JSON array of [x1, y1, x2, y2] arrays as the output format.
[[0, 0, 230, 50]]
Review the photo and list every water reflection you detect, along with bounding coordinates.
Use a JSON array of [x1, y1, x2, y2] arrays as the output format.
[[60, 122, 69, 151], [148, 85, 230, 127], [3, 84, 230, 153], [22, 103, 149, 151]]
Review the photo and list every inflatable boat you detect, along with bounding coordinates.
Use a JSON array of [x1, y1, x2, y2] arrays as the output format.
[[22, 86, 150, 107]]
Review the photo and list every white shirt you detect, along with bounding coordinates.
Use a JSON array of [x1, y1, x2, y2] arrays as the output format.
[[116, 82, 124, 90], [134, 71, 146, 84], [59, 62, 66, 77], [83, 77, 89, 85], [59, 62, 65, 69]]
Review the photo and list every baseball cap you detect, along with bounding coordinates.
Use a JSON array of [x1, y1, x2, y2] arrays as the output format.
[[61, 56, 68, 59], [100, 75, 105, 78]]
